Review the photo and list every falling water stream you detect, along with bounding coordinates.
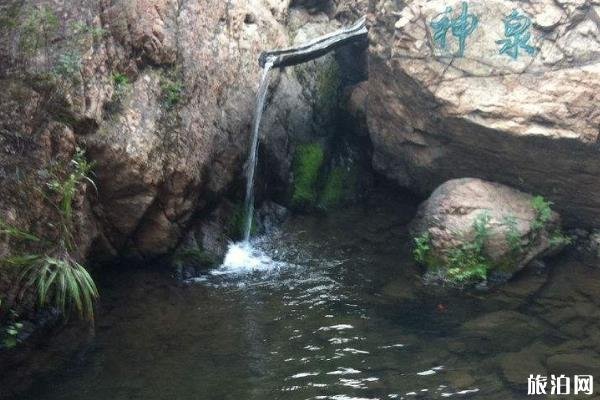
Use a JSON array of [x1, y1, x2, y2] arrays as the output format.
[[243, 58, 274, 242], [218, 58, 276, 273]]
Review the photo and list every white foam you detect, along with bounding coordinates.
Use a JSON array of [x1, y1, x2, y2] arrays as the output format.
[[214, 242, 277, 275], [290, 372, 320, 379], [318, 324, 354, 331]]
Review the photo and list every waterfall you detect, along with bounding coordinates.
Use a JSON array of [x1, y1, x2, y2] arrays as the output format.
[[243, 58, 274, 242]]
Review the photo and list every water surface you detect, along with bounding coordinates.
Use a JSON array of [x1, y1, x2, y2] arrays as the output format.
[[14, 194, 600, 399]]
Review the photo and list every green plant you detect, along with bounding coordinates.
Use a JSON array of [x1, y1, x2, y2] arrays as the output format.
[[111, 72, 130, 102], [291, 143, 325, 209], [19, 6, 59, 57], [532, 195, 552, 231], [502, 214, 522, 254], [472, 211, 491, 249], [549, 231, 573, 248], [414, 212, 494, 285], [0, 220, 40, 242], [45, 148, 96, 250], [1, 148, 99, 321], [52, 51, 81, 80], [446, 246, 489, 283], [70, 21, 107, 40], [413, 232, 431, 264], [14, 255, 98, 321], [2, 315, 23, 349], [161, 79, 183, 110]]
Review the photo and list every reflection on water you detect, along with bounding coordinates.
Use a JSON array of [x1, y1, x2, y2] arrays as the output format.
[[11, 194, 600, 399]]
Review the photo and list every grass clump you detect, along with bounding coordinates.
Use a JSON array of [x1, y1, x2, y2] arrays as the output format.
[[18, 6, 59, 58], [161, 78, 183, 110], [1, 148, 99, 322], [531, 195, 552, 231], [291, 143, 325, 209]]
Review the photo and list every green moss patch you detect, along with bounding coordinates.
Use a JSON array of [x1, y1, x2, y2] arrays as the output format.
[[291, 143, 325, 209], [319, 166, 357, 210]]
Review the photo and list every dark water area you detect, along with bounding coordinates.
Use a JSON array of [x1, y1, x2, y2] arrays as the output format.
[[8, 193, 600, 399]]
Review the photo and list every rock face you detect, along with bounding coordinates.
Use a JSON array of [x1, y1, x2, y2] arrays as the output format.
[[0, 0, 367, 266], [410, 178, 565, 283], [0, 0, 368, 314], [367, 0, 600, 228]]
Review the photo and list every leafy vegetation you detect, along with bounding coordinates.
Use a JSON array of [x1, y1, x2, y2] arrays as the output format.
[[445, 212, 492, 283], [1, 148, 99, 323], [413, 212, 494, 285], [549, 231, 573, 248], [2, 309, 23, 349], [413, 194, 573, 286], [502, 214, 522, 254], [52, 51, 81, 81], [531, 195, 553, 231], [70, 20, 107, 40], [18, 6, 59, 59], [413, 232, 431, 265], [291, 143, 325, 209], [108, 72, 131, 109], [319, 167, 345, 209], [161, 78, 184, 110]]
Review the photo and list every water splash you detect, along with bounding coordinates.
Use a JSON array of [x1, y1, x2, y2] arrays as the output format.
[[215, 241, 276, 275], [243, 58, 274, 242], [216, 59, 275, 275]]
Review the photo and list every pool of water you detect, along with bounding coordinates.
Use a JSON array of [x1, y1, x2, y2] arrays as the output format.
[[10, 193, 600, 399]]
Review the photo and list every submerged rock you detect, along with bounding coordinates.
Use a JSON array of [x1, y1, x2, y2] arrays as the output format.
[[367, 0, 600, 228], [410, 178, 568, 285], [460, 310, 544, 352]]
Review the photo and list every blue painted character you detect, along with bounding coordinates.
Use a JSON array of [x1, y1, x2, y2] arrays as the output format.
[[430, 6, 453, 50], [430, 2, 479, 57], [451, 2, 479, 57], [496, 10, 537, 59]]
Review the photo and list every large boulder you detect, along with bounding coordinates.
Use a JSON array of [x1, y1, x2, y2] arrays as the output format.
[[410, 178, 568, 285], [367, 0, 600, 228]]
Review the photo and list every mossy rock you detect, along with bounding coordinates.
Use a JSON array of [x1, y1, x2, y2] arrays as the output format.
[[291, 143, 325, 209], [172, 246, 217, 276], [411, 178, 570, 287], [319, 166, 357, 210], [226, 203, 258, 241]]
